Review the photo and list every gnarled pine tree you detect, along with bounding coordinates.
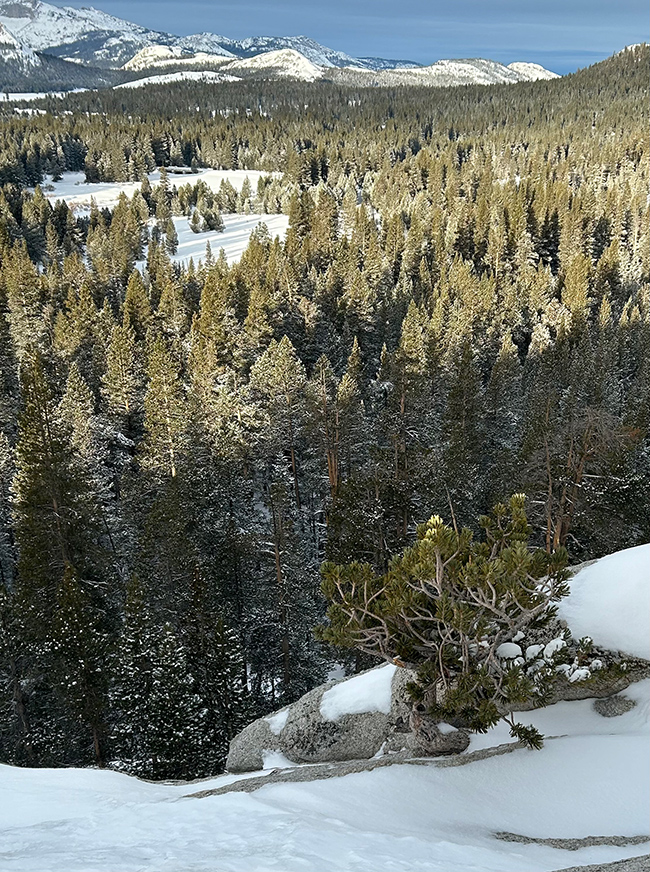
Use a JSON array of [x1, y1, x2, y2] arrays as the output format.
[[320, 495, 570, 748]]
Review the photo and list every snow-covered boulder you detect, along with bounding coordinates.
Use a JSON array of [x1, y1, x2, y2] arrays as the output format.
[[227, 664, 469, 772], [514, 545, 650, 710], [228, 544, 650, 772], [559, 544, 649, 661]]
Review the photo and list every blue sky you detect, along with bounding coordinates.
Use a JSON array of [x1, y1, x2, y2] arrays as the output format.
[[60, 0, 648, 73]]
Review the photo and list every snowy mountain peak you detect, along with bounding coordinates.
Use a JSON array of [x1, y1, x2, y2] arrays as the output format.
[[337, 57, 559, 88], [0, 0, 561, 88], [222, 49, 323, 81], [0, 0, 420, 71], [123, 44, 229, 71], [0, 0, 175, 67], [0, 19, 39, 66], [507, 62, 560, 81]]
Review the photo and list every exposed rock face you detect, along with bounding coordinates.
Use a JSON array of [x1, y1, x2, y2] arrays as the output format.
[[226, 665, 470, 772], [593, 694, 637, 718], [512, 660, 650, 713]]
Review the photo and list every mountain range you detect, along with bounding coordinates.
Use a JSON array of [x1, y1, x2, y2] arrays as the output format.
[[0, 0, 420, 70], [0, 0, 560, 92]]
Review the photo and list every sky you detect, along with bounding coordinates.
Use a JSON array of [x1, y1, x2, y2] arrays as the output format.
[[58, 0, 648, 73]]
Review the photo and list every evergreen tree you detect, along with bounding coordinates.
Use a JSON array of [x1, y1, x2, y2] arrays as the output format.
[[321, 495, 570, 749], [113, 578, 209, 779], [142, 335, 188, 480]]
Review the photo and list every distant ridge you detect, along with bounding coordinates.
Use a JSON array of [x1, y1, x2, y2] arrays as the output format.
[[0, 0, 421, 70], [0, 0, 560, 91]]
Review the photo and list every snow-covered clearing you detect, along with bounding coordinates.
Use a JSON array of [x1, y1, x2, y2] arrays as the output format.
[[34, 171, 288, 265], [165, 213, 289, 267], [1, 544, 647, 871], [37, 169, 280, 211], [1, 90, 87, 101]]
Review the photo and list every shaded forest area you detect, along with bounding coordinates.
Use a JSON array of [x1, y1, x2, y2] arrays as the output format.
[[0, 45, 647, 778]]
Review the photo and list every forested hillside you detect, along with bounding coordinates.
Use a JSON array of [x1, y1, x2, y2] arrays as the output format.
[[0, 44, 647, 778]]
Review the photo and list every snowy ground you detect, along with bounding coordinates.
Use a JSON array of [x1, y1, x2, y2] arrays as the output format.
[[1, 684, 648, 872], [1, 545, 647, 872], [164, 213, 289, 267], [37, 169, 280, 211], [35, 170, 288, 265]]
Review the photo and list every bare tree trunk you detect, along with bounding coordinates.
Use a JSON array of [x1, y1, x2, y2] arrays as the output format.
[[92, 724, 104, 768], [270, 500, 291, 692]]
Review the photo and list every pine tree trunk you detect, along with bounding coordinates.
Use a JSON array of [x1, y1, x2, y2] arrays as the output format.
[[270, 501, 291, 693]]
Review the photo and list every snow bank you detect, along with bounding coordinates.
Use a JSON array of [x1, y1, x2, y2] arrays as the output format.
[[320, 664, 396, 721], [559, 544, 650, 660]]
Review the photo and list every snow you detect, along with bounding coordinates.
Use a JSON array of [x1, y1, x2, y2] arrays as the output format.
[[320, 664, 396, 721], [0, 0, 162, 68], [0, 0, 562, 84], [0, 20, 38, 66], [261, 750, 296, 769], [122, 44, 230, 70], [164, 213, 290, 267], [355, 58, 560, 88], [31, 170, 288, 267], [215, 34, 363, 69], [496, 643, 523, 659], [0, 1, 397, 71], [526, 644, 545, 660], [35, 169, 278, 210], [0, 679, 647, 871], [559, 544, 650, 659], [384, 58, 522, 86], [0, 544, 647, 870], [1, 88, 88, 102], [222, 49, 323, 81], [437, 722, 459, 735], [265, 707, 289, 735], [2, 91, 54, 101], [507, 62, 560, 81], [469, 677, 650, 751], [116, 71, 240, 88], [543, 638, 567, 659]]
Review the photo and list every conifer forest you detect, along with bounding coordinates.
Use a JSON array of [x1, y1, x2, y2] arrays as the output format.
[[0, 45, 647, 780]]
